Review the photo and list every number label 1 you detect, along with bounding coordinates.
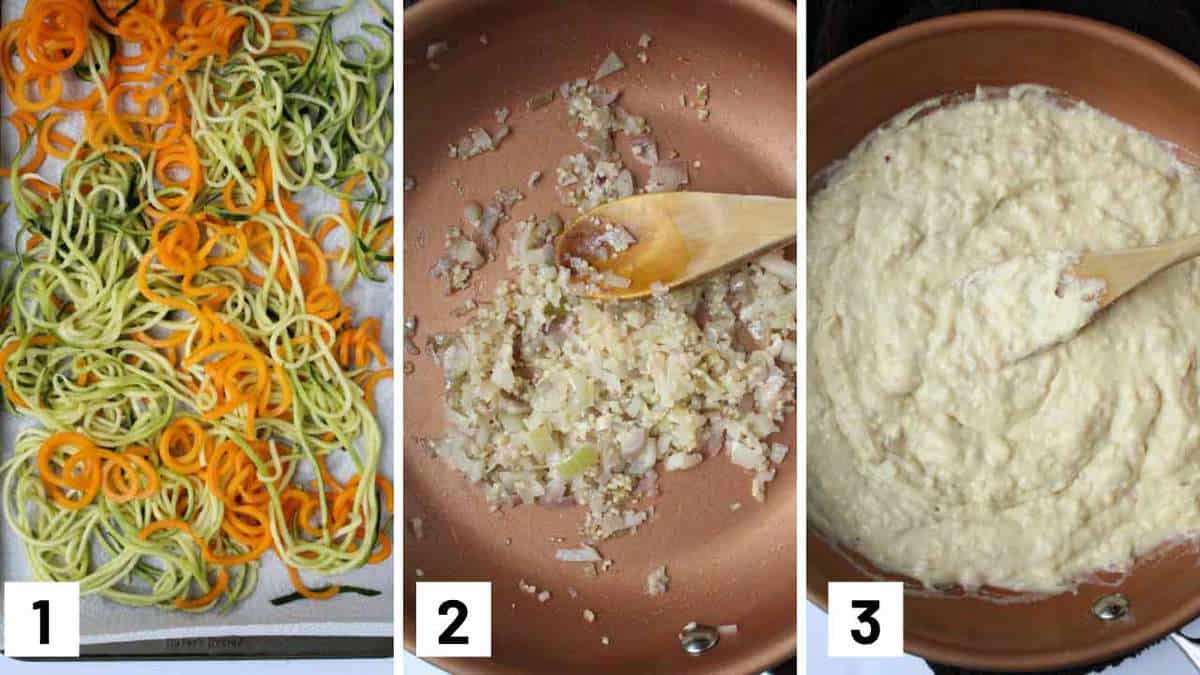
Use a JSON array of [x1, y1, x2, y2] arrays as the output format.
[[415, 581, 491, 658], [827, 581, 904, 657], [33, 599, 51, 645], [4, 582, 81, 657]]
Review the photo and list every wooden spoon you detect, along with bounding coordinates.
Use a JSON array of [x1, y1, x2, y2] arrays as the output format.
[[1070, 234, 1200, 309], [555, 192, 796, 300]]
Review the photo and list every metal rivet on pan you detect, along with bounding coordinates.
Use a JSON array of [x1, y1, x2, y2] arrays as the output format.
[[1092, 593, 1129, 621], [678, 623, 719, 655]]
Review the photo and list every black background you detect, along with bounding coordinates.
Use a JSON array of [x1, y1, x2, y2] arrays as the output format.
[[808, 1, 1200, 674], [808, 0, 1200, 74]]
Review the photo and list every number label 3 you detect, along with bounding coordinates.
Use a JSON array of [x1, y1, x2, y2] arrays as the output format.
[[827, 582, 904, 657], [4, 582, 81, 657], [416, 582, 491, 658], [850, 599, 881, 645]]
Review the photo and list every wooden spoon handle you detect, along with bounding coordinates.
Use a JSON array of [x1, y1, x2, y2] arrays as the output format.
[[1076, 232, 1200, 308]]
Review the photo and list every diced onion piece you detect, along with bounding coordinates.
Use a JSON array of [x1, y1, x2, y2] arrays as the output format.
[[647, 160, 689, 192], [664, 452, 702, 471], [527, 90, 555, 110], [555, 446, 598, 479], [731, 441, 766, 471], [595, 51, 625, 80], [555, 545, 603, 562], [630, 135, 659, 166], [525, 425, 558, 456], [758, 251, 797, 286], [602, 272, 632, 289], [589, 87, 621, 107], [646, 565, 669, 596]]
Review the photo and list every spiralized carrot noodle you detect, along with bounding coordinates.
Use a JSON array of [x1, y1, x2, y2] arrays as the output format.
[[0, 0, 394, 613]]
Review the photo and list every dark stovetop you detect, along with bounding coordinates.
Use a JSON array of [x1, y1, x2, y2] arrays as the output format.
[[808, 0, 1200, 76]]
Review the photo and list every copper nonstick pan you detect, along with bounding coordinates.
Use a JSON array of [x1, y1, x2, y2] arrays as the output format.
[[808, 10, 1200, 673], [403, 1, 796, 673]]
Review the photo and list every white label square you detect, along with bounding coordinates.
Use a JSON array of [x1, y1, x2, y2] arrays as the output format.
[[415, 581, 491, 658], [4, 582, 80, 658], [827, 581, 904, 658]]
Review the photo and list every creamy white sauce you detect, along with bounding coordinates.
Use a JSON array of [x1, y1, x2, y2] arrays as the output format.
[[808, 86, 1200, 592], [949, 251, 1104, 370]]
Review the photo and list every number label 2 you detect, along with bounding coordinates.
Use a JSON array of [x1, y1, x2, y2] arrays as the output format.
[[415, 581, 491, 657], [438, 599, 469, 645]]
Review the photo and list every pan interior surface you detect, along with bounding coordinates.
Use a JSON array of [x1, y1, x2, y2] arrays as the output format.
[[807, 10, 1200, 672], [404, 1, 796, 673]]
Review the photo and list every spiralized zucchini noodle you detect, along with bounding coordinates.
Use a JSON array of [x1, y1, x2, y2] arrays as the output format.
[[0, 0, 394, 612]]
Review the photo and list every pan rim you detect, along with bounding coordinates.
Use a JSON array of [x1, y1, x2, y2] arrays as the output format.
[[806, 8, 1200, 672], [403, 0, 798, 673]]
